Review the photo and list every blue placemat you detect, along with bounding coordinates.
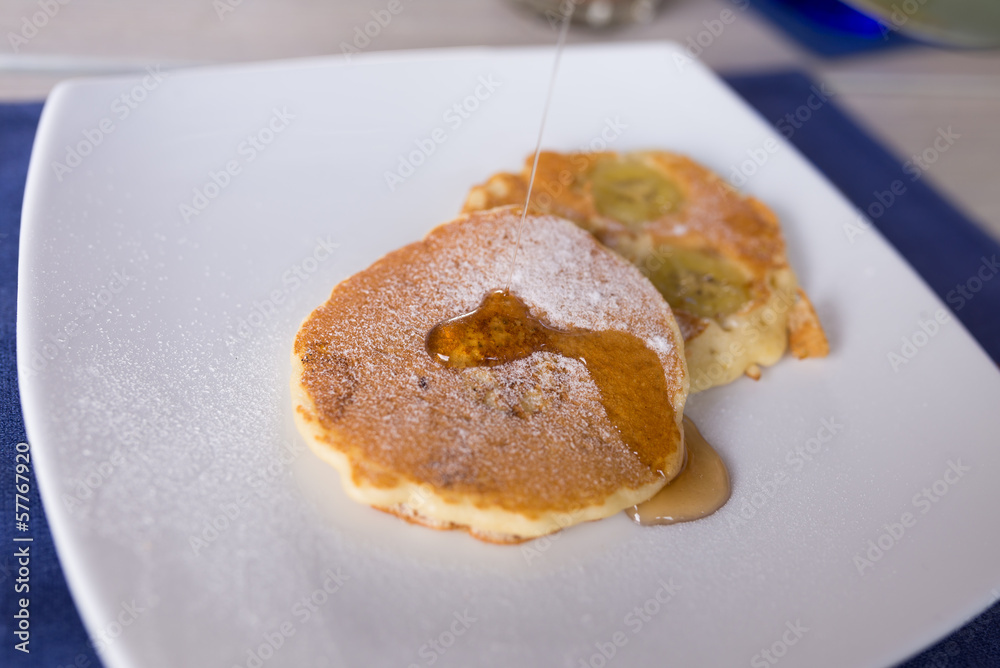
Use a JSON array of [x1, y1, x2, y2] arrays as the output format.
[[1, 102, 103, 667], [2, 71, 999, 667]]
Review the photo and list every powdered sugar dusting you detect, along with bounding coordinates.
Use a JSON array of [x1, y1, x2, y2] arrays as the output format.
[[646, 336, 673, 355]]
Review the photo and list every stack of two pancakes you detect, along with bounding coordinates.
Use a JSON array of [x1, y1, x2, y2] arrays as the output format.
[[292, 151, 828, 543]]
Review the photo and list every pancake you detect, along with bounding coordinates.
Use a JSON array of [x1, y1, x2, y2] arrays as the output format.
[[291, 207, 688, 543], [462, 150, 829, 392]]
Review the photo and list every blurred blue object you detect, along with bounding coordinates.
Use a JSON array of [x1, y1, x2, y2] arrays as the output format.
[[776, 0, 886, 35], [748, 0, 912, 57]]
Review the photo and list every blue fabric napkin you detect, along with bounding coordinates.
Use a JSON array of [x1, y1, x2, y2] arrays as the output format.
[[1, 71, 999, 667], [1, 102, 103, 668]]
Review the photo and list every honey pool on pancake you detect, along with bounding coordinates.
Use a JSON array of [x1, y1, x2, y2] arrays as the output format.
[[426, 289, 730, 527]]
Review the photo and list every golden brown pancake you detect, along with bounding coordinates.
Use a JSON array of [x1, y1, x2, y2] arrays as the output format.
[[291, 207, 688, 543], [462, 150, 829, 392]]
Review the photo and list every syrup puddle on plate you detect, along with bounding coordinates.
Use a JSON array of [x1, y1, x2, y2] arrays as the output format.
[[630, 416, 731, 525]]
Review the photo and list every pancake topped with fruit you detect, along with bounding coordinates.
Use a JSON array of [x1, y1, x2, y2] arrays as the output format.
[[462, 150, 828, 392]]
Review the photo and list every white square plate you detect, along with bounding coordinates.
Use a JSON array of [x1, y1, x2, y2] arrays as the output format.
[[18, 43, 1000, 668]]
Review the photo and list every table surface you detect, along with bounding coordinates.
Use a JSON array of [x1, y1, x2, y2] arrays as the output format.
[[2, 0, 999, 243]]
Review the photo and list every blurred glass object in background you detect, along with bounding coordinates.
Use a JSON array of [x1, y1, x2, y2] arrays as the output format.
[[513, 0, 663, 27]]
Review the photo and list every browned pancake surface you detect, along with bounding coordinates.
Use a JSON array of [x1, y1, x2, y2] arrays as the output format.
[[293, 208, 687, 521]]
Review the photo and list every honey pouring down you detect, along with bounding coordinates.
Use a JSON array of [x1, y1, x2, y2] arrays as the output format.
[[423, 1, 728, 530]]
